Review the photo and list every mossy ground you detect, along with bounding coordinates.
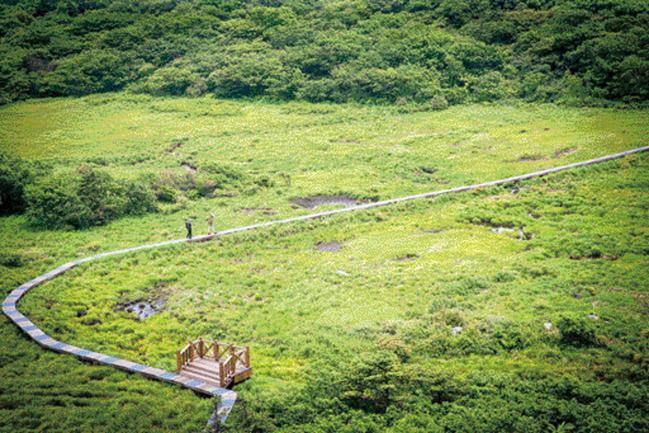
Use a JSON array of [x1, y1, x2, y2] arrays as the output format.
[[1, 95, 648, 432]]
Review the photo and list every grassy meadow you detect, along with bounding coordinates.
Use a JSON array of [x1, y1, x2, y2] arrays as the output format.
[[1, 95, 648, 432]]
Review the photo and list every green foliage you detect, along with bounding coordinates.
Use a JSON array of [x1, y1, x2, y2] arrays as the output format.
[[0, 152, 33, 214], [1, 0, 648, 105], [0, 98, 648, 431], [25, 172, 94, 229], [133, 64, 201, 97], [557, 316, 598, 347], [25, 166, 156, 229], [42, 49, 138, 96], [341, 350, 403, 413]]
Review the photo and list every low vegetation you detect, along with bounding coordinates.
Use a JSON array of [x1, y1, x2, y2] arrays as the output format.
[[1, 96, 648, 432]]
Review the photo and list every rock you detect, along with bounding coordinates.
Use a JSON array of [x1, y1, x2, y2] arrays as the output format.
[[588, 314, 599, 320], [452, 326, 463, 335], [544, 322, 553, 331], [336, 270, 350, 277]]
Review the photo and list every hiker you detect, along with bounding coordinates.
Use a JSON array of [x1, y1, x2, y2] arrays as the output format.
[[185, 218, 192, 239], [207, 213, 215, 235]]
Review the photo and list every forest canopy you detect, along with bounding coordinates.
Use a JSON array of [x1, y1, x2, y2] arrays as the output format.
[[0, 0, 648, 106]]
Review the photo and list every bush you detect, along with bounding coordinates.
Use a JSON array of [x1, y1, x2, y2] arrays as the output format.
[[123, 179, 157, 215], [467, 71, 516, 102], [0, 153, 33, 215], [207, 43, 301, 99], [25, 174, 94, 229], [134, 64, 200, 96], [557, 316, 598, 347], [42, 49, 136, 96], [330, 64, 444, 103], [25, 166, 157, 229], [77, 165, 128, 224], [341, 350, 403, 413], [490, 320, 531, 351], [0, 0, 648, 106]]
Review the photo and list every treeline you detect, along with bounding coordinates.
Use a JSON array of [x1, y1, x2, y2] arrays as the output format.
[[0, 0, 648, 106], [0, 153, 265, 229]]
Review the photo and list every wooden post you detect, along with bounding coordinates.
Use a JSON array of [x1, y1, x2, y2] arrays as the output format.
[[219, 361, 225, 387], [188, 340, 194, 360], [214, 342, 219, 361], [244, 346, 250, 368], [176, 350, 182, 372], [198, 337, 204, 358]]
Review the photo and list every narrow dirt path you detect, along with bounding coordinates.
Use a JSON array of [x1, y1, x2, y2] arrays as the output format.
[[3, 145, 648, 425]]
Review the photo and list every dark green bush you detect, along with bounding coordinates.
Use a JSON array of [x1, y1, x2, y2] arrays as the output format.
[[341, 350, 403, 413], [133, 64, 200, 96], [0, 153, 33, 215], [557, 316, 598, 347], [25, 166, 156, 229], [231, 351, 649, 433], [490, 320, 531, 351], [0, 252, 26, 267], [1, 0, 647, 105], [25, 173, 94, 229], [42, 49, 137, 96], [123, 179, 157, 215]]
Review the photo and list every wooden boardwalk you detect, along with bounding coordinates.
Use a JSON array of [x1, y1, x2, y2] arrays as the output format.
[[177, 339, 252, 388], [3, 145, 649, 426]]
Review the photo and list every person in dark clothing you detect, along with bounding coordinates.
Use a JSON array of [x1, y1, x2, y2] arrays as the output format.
[[185, 218, 192, 239]]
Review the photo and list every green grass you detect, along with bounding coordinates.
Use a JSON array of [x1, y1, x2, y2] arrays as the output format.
[[1, 94, 648, 432]]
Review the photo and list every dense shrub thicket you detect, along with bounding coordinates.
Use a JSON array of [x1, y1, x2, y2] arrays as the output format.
[[0, 154, 257, 229], [25, 165, 157, 229], [1, 0, 648, 106], [0, 152, 35, 214], [233, 342, 649, 432]]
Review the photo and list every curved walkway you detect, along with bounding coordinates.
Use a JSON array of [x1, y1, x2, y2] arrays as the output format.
[[3, 145, 649, 424]]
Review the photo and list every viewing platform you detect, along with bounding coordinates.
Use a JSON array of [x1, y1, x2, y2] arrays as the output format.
[[177, 338, 252, 388]]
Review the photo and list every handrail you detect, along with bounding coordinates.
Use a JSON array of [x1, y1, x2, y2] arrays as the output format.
[[177, 339, 251, 377]]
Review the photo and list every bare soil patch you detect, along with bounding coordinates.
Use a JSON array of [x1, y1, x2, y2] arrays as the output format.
[[116, 298, 165, 320], [315, 241, 343, 252], [517, 154, 547, 162], [555, 147, 577, 158], [181, 162, 197, 173], [395, 253, 418, 262], [166, 138, 187, 153], [242, 207, 277, 216]]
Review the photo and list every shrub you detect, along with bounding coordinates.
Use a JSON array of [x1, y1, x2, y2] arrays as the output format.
[[467, 71, 515, 102], [208, 46, 301, 99], [25, 174, 94, 229], [557, 316, 598, 347], [25, 166, 157, 229], [134, 65, 200, 96], [0, 153, 33, 215], [123, 179, 157, 215], [490, 320, 531, 351], [77, 165, 128, 224], [148, 170, 196, 201], [0, 252, 26, 267], [42, 49, 136, 96], [341, 351, 403, 413], [330, 64, 444, 103]]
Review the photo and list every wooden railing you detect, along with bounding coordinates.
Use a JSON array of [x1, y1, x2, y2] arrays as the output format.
[[176, 338, 251, 387]]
